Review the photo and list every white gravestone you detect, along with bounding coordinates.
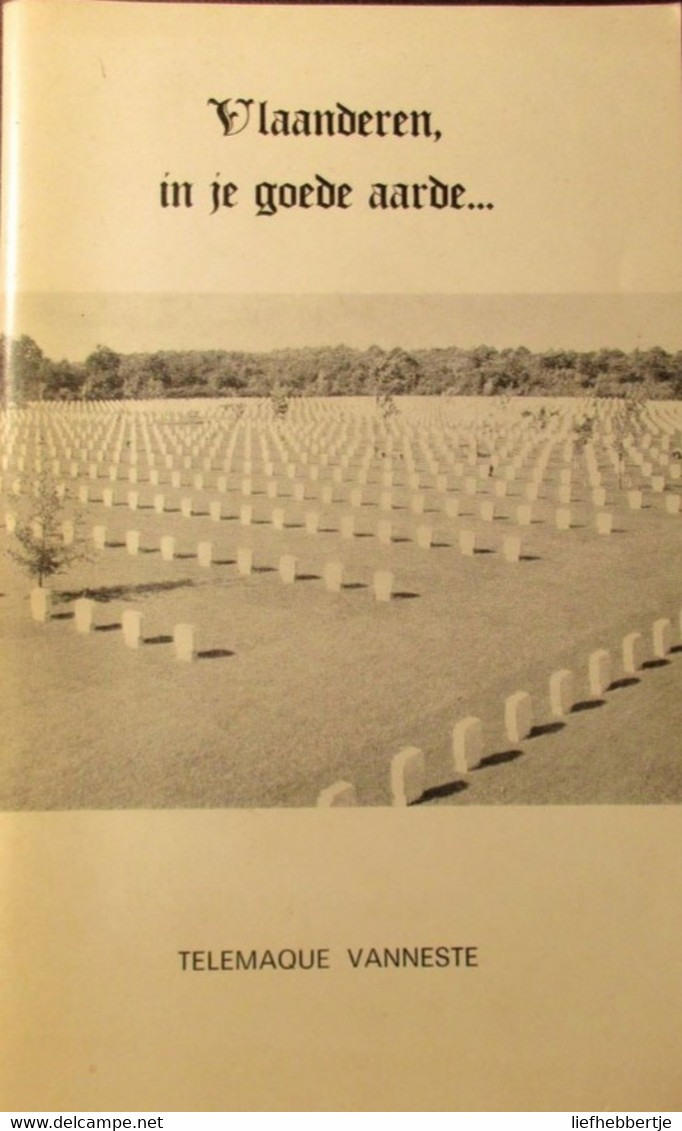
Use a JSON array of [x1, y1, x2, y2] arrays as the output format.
[[174, 623, 196, 662], [122, 609, 143, 649], [505, 691, 533, 743], [452, 716, 483, 773], [549, 670, 574, 718], [588, 649, 612, 696], [317, 781, 357, 807], [390, 747, 425, 807]]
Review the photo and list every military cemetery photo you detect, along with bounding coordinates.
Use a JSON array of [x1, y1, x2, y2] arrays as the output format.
[[1, 294, 681, 809]]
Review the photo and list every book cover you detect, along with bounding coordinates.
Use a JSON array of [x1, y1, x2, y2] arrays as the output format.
[[1, 0, 681, 1112]]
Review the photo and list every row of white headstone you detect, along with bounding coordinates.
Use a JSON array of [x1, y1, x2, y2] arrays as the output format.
[[84, 517, 531, 561], [4, 447, 680, 531], [61, 512, 526, 586], [3, 474, 680, 551], [87, 531, 399, 595], [27, 560, 399, 635], [3, 434, 680, 490], [49, 471, 681, 511], [316, 612, 680, 806], [3, 400, 680, 479]]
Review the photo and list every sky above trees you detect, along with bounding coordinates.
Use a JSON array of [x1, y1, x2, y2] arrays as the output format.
[[7, 292, 682, 364]]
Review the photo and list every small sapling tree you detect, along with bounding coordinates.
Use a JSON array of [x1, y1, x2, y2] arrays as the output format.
[[270, 384, 291, 427], [7, 467, 88, 588], [572, 413, 595, 452], [218, 399, 245, 424], [376, 391, 399, 423], [609, 390, 645, 489], [521, 405, 559, 439]]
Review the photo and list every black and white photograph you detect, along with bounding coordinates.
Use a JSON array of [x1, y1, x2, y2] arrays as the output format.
[[2, 292, 682, 809], [2, 0, 682, 1114]]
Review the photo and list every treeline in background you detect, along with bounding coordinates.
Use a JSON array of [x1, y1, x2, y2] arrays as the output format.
[[3, 334, 682, 403]]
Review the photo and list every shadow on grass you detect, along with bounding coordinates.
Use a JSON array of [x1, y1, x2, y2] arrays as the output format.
[[59, 579, 195, 603], [610, 676, 640, 690], [529, 721, 565, 738], [412, 780, 468, 804], [476, 748, 523, 769], [571, 699, 605, 712]]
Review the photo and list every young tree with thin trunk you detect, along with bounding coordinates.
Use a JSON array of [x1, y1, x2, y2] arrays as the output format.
[[7, 467, 88, 588]]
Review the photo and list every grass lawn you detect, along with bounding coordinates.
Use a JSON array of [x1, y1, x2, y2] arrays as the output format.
[[1, 395, 680, 808]]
